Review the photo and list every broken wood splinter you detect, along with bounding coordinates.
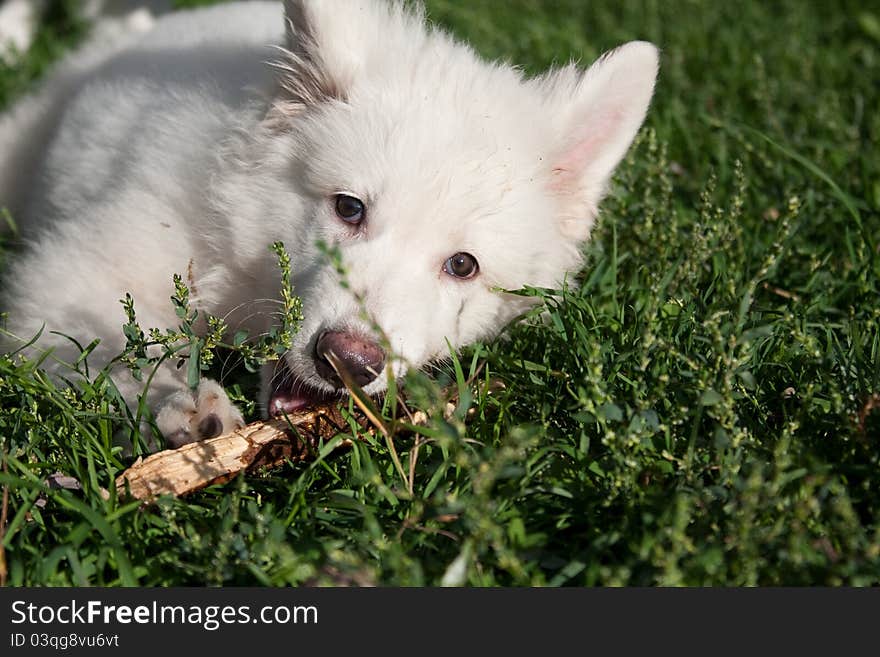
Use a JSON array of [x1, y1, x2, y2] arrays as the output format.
[[116, 405, 348, 501]]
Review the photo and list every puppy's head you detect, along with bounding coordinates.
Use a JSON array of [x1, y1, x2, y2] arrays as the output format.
[[258, 0, 659, 413]]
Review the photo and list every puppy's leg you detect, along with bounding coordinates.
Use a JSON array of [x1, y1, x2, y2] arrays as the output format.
[[155, 379, 244, 448], [2, 226, 245, 450]]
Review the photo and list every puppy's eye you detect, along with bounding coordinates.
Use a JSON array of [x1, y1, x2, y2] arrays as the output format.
[[334, 194, 365, 224], [443, 252, 479, 279]]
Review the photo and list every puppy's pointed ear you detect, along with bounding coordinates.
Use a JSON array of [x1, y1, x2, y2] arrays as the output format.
[[282, 0, 309, 44], [542, 41, 659, 240], [269, 0, 356, 118]]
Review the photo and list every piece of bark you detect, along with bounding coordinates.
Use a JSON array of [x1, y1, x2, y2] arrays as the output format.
[[116, 406, 347, 501], [115, 378, 501, 502]]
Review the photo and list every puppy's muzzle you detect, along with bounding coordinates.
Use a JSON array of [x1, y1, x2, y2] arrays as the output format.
[[314, 330, 385, 388]]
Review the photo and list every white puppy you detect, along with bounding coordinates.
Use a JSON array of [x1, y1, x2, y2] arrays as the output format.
[[0, 0, 658, 447]]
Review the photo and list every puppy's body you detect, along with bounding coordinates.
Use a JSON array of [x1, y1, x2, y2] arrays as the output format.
[[3, 3, 285, 439], [1, 1, 658, 446]]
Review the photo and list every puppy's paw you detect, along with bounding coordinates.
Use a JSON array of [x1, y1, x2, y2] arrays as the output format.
[[155, 379, 244, 448]]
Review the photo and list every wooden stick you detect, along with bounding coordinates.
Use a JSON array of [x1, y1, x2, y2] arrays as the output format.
[[116, 406, 347, 501], [115, 378, 499, 502]]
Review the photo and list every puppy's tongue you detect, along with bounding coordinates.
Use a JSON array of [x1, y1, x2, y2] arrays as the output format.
[[268, 377, 336, 417], [268, 391, 313, 416]]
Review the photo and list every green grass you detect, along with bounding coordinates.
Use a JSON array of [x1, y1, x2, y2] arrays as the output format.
[[1, 0, 879, 586], [0, 0, 85, 112]]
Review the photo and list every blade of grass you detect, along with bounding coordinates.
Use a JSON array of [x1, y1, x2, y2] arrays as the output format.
[[324, 351, 410, 490]]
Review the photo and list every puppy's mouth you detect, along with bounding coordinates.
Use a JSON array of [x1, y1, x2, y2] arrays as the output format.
[[267, 330, 389, 417], [267, 361, 339, 417]]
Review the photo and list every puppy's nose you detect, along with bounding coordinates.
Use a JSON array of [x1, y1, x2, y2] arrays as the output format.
[[314, 330, 385, 388]]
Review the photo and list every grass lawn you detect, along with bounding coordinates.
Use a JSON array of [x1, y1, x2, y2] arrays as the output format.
[[0, 0, 878, 586]]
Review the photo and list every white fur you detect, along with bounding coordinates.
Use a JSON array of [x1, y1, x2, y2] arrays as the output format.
[[0, 0, 658, 445]]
